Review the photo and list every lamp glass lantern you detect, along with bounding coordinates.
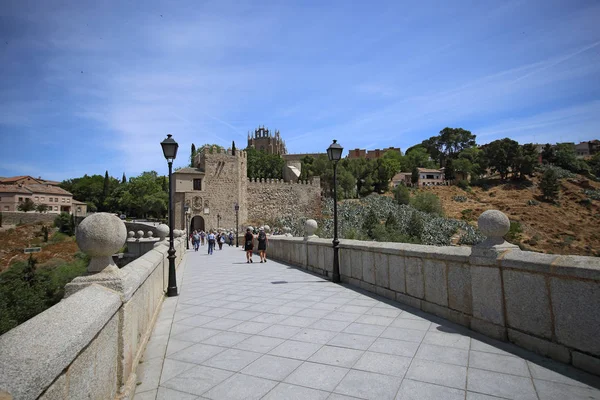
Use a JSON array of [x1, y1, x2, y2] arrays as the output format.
[[327, 139, 343, 162], [161, 134, 179, 162]]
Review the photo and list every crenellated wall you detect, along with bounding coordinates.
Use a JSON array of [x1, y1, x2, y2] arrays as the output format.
[[266, 213, 600, 377], [246, 177, 321, 222]]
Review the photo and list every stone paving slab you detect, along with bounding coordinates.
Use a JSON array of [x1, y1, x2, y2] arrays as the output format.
[[133, 245, 600, 400]]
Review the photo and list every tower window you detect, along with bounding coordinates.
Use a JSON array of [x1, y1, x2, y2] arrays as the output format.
[[193, 179, 202, 190]]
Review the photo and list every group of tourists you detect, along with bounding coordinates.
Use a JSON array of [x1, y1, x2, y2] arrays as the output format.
[[244, 226, 268, 263], [190, 230, 235, 255], [189, 226, 269, 264]]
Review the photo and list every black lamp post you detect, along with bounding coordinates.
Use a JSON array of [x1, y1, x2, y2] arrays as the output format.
[[161, 134, 179, 297], [217, 214, 221, 230], [327, 139, 343, 283], [184, 205, 190, 250], [234, 203, 239, 247]]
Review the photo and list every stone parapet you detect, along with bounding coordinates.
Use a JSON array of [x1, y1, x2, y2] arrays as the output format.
[[0, 213, 187, 399], [266, 210, 600, 376]]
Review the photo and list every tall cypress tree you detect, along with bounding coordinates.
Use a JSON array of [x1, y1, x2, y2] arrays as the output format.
[[122, 172, 127, 184], [101, 171, 109, 211], [190, 143, 196, 167]]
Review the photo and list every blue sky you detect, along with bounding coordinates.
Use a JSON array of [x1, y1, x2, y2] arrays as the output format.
[[1, 0, 599, 181]]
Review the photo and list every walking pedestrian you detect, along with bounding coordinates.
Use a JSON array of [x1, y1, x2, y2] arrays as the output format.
[[218, 232, 225, 250], [192, 230, 200, 251], [228, 231, 234, 246], [244, 228, 254, 263], [207, 231, 215, 255], [200, 230, 206, 246], [257, 227, 268, 263]]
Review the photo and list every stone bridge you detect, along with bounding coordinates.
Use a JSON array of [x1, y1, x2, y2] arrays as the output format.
[[0, 211, 599, 399]]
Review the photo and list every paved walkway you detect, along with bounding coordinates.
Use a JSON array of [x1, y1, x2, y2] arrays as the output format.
[[133, 245, 600, 400]]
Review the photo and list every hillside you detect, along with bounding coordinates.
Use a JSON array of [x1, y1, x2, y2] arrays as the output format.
[[424, 175, 600, 256], [0, 223, 79, 273]]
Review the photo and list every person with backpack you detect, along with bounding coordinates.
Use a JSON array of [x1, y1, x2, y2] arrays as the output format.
[[257, 226, 268, 263], [244, 228, 254, 263], [228, 231, 234, 246], [200, 230, 206, 246], [207, 231, 216, 255]]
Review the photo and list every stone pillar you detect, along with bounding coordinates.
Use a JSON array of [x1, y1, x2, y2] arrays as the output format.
[[64, 213, 128, 297], [469, 210, 519, 340]]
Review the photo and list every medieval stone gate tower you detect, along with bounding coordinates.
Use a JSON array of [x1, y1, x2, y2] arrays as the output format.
[[174, 146, 248, 233]]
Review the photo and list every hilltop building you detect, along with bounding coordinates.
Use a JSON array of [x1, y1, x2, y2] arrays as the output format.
[[392, 168, 446, 187], [0, 175, 85, 214], [247, 126, 287, 155], [347, 147, 401, 160]]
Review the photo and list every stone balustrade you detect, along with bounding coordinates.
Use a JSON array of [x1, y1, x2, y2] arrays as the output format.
[[0, 213, 186, 400], [267, 210, 600, 376]]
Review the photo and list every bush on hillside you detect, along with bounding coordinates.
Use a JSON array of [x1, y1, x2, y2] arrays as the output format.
[[411, 192, 444, 216], [540, 168, 560, 201], [54, 212, 75, 235], [393, 185, 410, 205]]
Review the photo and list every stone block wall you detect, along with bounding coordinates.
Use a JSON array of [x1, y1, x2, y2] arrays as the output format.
[[0, 211, 57, 225], [0, 237, 185, 399], [246, 178, 321, 223], [267, 236, 600, 376]]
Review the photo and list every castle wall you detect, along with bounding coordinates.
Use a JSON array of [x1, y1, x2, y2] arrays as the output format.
[[246, 178, 321, 224]]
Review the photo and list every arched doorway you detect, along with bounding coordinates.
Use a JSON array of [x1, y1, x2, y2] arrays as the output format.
[[191, 216, 205, 232]]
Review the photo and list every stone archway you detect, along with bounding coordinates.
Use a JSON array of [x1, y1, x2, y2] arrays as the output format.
[[191, 216, 205, 232]]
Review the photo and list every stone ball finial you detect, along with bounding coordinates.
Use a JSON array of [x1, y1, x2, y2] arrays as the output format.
[[283, 226, 292, 237], [478, 210, 510, 238], [76, 213, 127, 273], [136, 230, 144, 239], [304, 219, 318, 237], [127, 231, 135, 238], [147, 231, 154, 238], [264, 225, 271, 233], [247, 226, 254, 232], [157, 224, 169, 241]]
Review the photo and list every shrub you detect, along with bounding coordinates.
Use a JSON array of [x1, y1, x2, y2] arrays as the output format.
[[54, 212, 74, 235], [411, 192, 443, 215], [583, 189, 600, 200], [457, 180, 470, 191], [461, 209, 474, 221], [406, 212, 424, 240], [527, 199, 540, 206], [579, 198, 592, 207], [505, 221, 522, 244], [36, 204, 49, 213], [393, 185, 410, 205], [453, 195, 467, 203], [362, 210, 379, 238], [540, 168, 560, 201], [538, 164, 575, 180]]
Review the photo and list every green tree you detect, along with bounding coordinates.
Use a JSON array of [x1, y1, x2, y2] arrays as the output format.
[[101, 170, 110, 211], [17, 198, 36, 212], [122, 172, 127, 184], [190, 143, 196, 167], [337, 167, 356, 199], [402, 146, 436, 171], [362, 210, 379, 238], [411, 167, 419, 185], [36, 203, 49, 213], [588, 153, 600, 177], [512, 144, 539, 179], [483, 138, 520, 180], [393, 185, 410, 205], [385, 212, 399, 231], [54, 212, 74, 235], [421, 128, 477, 167], [540, 168, 560, 201], [406, 211, 424, 240], [245, 147, 284, 180]]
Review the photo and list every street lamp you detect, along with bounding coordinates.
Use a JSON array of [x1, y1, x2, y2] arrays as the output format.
[[234, 203, 239, 247], [327, 139, 343, 283], [184, 205, 190, 250], [217, 214, 221, 230], [161, 134, 179, 297]]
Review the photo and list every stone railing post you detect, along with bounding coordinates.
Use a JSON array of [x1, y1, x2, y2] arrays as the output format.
[[469, 209, 519, 340], [64, 213, 127, 297]]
